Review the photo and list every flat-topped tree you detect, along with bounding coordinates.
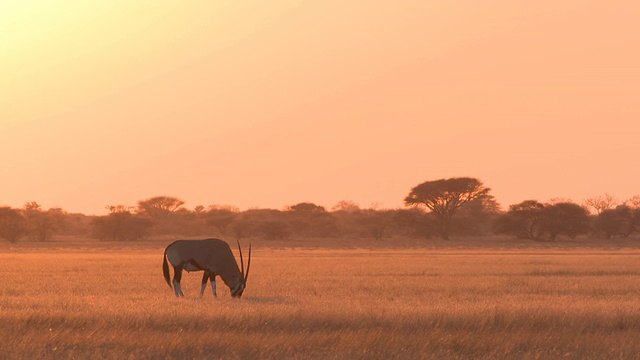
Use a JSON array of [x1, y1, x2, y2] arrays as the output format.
[[404, 177, 491, 240], [137, 196, 185, 218]]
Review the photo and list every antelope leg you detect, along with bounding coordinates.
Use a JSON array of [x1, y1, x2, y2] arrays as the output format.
[[210, 277, 217, 298], [172, 265, 185, 297], [200, 272, 210, 298]]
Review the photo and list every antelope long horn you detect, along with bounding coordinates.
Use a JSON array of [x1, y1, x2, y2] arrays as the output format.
[[237, 240, 245, 279], [244, 244, 251, 284]]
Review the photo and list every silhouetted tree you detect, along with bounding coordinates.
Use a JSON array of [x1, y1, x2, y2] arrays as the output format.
[[626, 195, 640, 209], [539, 202, 591, 241], [404, 177, 491, 239], [595, 205, 639, 238], [24, 201, 41, 211], [287, 202, 326, 213], [237, 209, 288, 240], [135, 196, 186, 235], [493, 200, 545, 240], [584, 193, 618, 214], [53, 209, 87, 236], [23, 202, 59, 242], [91, 209, 153, 241], [0, 207, 28, 243], [205, 208, 238, 236], [495, 201, 590, 241], [286, 202, 339, 238], [331, 200, 361, 213], [136, 196, 185, 217]]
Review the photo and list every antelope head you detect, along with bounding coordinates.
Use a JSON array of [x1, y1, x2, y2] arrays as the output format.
[[231, 240, 251, 298]]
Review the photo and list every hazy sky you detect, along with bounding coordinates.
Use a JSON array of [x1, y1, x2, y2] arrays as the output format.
[[1, 1, 639, 215]]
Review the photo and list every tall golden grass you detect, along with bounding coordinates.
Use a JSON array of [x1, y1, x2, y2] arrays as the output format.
[[1, 244, 640, 359]]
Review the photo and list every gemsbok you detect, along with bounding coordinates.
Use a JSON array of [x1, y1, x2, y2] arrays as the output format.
[[162, 238, 251, 298]]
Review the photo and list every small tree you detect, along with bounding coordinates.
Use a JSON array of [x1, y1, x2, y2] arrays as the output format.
[[24, 205, 59, 242], [0, 207, 28, 243], [452, 195, 501, 236], [584, 193, 618, 215], [626, 195, 640, 209], [92, 207, 152, 241], [404, 177, 490, 239], [331, 200, 360, 213], [136, 196, 186, 235], [286, 202, 338, 238], [495, 201, 590, 241], [493, 200, 546, 240], [137, 196, 185, 217], [24, 201, 41, 211], [539, 202, 591, 241], [235, 209, 284, 240], [595, 205, 639, 238], [287, 202, 326, 213], [205, 208, 238, 236]]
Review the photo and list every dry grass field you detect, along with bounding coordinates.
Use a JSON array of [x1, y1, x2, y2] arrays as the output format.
[[2, 239, 640, 359]]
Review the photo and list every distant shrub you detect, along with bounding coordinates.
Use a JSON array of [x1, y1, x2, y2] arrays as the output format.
[[91, 212, 152, 241], [0, 207, 28, 243], [595, 205, 639, 238], [494, 201, 591, 241], [255, 220, 290, 240]]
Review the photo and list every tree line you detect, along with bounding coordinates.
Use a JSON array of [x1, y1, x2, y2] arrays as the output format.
[[1, 177, 639, 243]]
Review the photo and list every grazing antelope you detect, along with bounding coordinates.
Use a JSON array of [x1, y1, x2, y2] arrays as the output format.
[[162, 239, 251, 298]]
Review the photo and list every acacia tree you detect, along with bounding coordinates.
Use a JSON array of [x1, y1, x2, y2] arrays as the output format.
[[404, 177, 490, 240], [287, 202, 326, 213], [136, 196, 186, 235], [137, 196, 185, 218], [493, 200, 546, 240]]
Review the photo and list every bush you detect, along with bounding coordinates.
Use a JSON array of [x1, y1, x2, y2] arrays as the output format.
[[595, 206, 639, 238], [0, 207, 28, 243], [91, 212, 153, 241], [494, 201, 591, 241]]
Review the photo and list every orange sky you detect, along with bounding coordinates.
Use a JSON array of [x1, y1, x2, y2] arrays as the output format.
[[1, 1, 639, 215]]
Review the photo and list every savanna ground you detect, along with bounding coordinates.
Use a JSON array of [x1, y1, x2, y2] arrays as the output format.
[[2, 237, 640, 359]]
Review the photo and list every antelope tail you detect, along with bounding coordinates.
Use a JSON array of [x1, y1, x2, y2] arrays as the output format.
[[163, 248, 172, 288]]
